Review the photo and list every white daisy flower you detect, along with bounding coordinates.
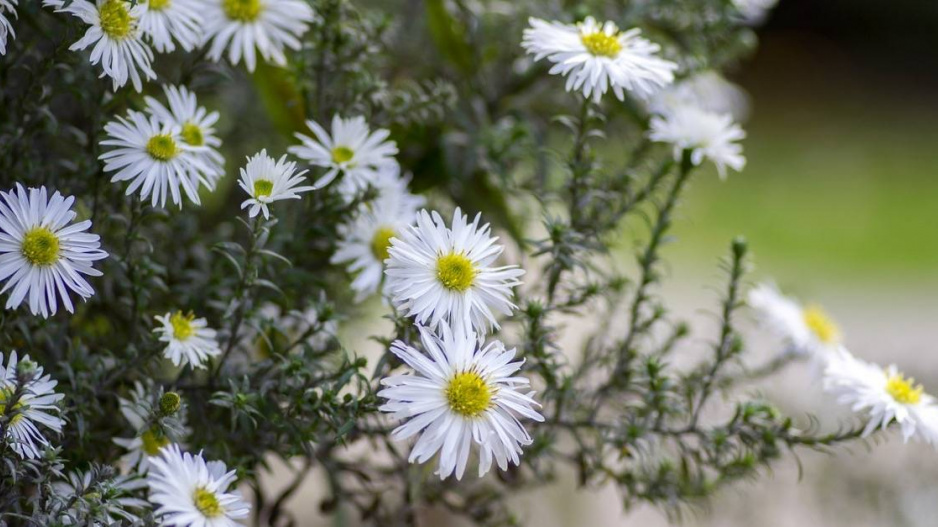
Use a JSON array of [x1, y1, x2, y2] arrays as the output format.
[[61, 0, 156, 92], [522, 16, 677, 102], [145, 84, 225, 188], [824, 348, 938, 446], [0, 184, 108, 318], [645, 70, 750, 121], [288, 115, 399, 195], [0, 351, 65, 459], [0, 0, 17, 56], [138, 0, 203, 53], [370, 164, 427, 217], [332, 179, 423, 302], [748, 282, 841, 358], [385, 208, 524, 335], [237, 149, 314, 219], [379, 323, 544, 480], [733, 0, 778, 25], [147, 444, 250, 526], [113, 403, 172, 472], [200, 0, 314, 73], [154, 311, 221, 369], [100, 110, 210, 208], [648, 103, 746, 178]]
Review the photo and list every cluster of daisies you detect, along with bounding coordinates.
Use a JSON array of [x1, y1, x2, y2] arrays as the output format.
[[0, 0, 314, 90], [750, 283, 938, 447]]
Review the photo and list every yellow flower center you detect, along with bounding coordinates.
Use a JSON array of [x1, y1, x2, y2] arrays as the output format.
[[802, 305, 839, 344], [99, 0, 134, 39], [21, 227, 61, 267], [445, 372, 492, 417], [181, 122, 204, 146], [222, 0, 261, 22], [193, 487, 224, 518], [146, 134, 178, 162], [436, 253, 476, 292], [147, 0, 171, 11], [370, 226, 395, 261], [0, 387, 25, 425], [140, 428, 170, 456], [886, 372, 924, 405], [253, 179, 274, 198], [331, 146, 354, 164], [170, 311, 196, 341], [580, 28, 622, 58]]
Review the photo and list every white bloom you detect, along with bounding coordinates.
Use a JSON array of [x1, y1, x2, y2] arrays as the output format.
[[200, 0, 314, 72], [0, 0, 17, 56], [288, 115, 399, 195], [237, 149, 314, 219], [748, 282, 841, 357], [0, 184, 108, 318], [522, 16, 677, 102], [824, 348, 938, 446], [61, 0, 156, 92], [154, 311, 221, 369], [379, 324, 544, 480], [385, 208, 524, 335], [733, 0, 778, 25], [648, 103, 746, 178], [100, 110, 210, 208], [332, 177, 423, 301], [145, 84, 225, 188], [0, 351, 65, 459], [114, 395, 170, 473], [147, 444, 250, 526], [138, 0, 202, 53], [645, 70, 750, 121], [241, 302, 338, 359]]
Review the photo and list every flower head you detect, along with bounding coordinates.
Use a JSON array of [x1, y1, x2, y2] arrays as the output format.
[[379, 324, 543, 480], [748, 282, 841, 358], [201, 0, 314, 72], [522, 16, 677, 102], [645, 70, 750, 121], [733, 0, 778, 25], [100, 110, 211, 208], [288, 115, 399, 197], [138, 0, 203, 53], [147, 444, 250, 526], [0, 351, 65, 459], [0, 0, 18, 56], [0, 184, 108, 317], [824, 348, 938, 446], [237, 149, 314, 219], [385, 208, 524, 335], [60, 0, 156, 92], [648, 103, 746, 178], [154, 311, 221, 369]]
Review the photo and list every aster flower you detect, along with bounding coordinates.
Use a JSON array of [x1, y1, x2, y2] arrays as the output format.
[[379, 323, 544, 480], [137, 0, 203, 53], [522, 16, 677, 102], [748, 282, 841, 358], [648, 103, 746, 178], [288, 115, 399, 195], [100, 110, 210, 208], [0, 184, 108, 318], [154, 311, 221, 369], [145, 84, 225, 188], [0, 0, 17, 56], [385, 208, 524, 335], [824, 348, 938, 446], [237, 149, 314, 219], [200, 0, 314, 72], [60, 0, 156, 92], [114, 384, 187, 473], [645, 70, 750, 121], [0, 351, 65, 459], [147, 444, 251, 526]]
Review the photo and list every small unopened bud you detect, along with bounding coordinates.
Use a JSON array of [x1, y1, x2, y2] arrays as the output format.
[[158, 392, 181, 416]]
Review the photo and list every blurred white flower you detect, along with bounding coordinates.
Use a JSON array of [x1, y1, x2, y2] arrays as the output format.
[[824, 348, 938, 446], [241, 302, 338, 360], [385, 208, 524, 335], [648, 103, 746, 178], [748, 282, 841, 358], [0, 184, 108, 318], [154, 311, 221, 369], [60, 0, 156, 92], [733, 0, 779, 25], [237, 149, 314, 219], [0, 0, 17, 56], [379, 323, 543, 480], [200, 0, 314, 72], [0, 351, 65, 459], [138, 0, 202, 53], [289, 115, 399, 195], [646, 70, 750, 121], [522, 16, 677, 102]]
